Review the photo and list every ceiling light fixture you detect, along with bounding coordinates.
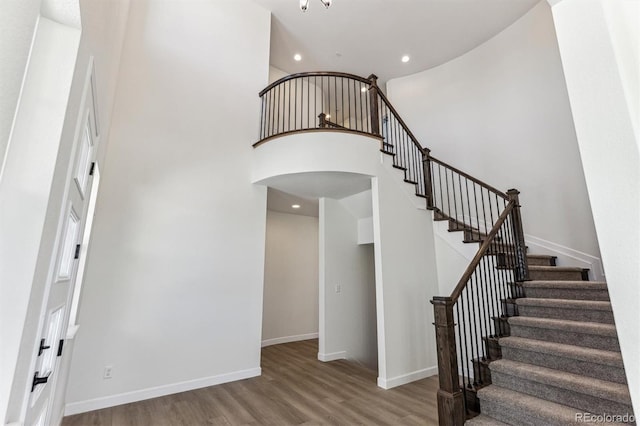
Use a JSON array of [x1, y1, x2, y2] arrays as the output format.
[[294, 53, 302, 61], [300, 0, 332, 12], [401, 55, 410, 63], [361, 86, 367, 93], [292, 204, 301, 209]]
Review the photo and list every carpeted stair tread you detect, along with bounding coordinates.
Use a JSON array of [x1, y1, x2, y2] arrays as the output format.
[[508, 316, 617, 337], [515, 297, 614, 323], [527, 266, 589, 281], [477, 385, 629, 425], [519, 281, 610, 301], [499, 336, 623, 367], [490, 359, 632, 405], [465, 414, 510, 425], [516, 298, 611, 310], [524, 280, 607, 289]]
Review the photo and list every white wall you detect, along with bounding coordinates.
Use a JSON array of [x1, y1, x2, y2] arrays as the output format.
[[386, 2, 600, 263], [548, 0, 639, 413], [262, 210, 319, 346], [0, 0, 40, 170], [319, 197, 377, 370], [64, 0, 271, 414], [372, 156, 440, 388]]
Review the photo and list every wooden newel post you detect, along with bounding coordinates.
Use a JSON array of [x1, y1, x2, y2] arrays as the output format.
[[432, 297, 465, 426], [423, 148, 434, 210], [318, 112, 327, 128], [367, 74, 380, 136], [507, 189, 530, 282]]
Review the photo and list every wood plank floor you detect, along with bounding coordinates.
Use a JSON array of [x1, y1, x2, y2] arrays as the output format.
[[63, 339, 439, 425]]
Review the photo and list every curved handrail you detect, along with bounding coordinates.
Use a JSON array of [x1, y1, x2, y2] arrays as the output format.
[[259, 71, 372, 97], [375, 89, 424, 153]]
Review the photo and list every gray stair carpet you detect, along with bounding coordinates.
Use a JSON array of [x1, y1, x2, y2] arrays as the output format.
[[468, 264, 636, 425]]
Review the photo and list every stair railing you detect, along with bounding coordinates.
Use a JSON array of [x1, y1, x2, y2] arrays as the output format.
[[255, 72, 529, 424], [425, 152, 529, 424]]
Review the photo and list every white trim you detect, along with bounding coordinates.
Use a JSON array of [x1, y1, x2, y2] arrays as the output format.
[[317, 351, 347, 362], [261, 333, 318, 347], [525, 234, 605, 280], [64, 367, 261, 416], [376, 366, 438, 390], [65, 325, 79, 340]]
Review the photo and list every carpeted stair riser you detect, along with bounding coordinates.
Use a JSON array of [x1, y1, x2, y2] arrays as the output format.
[[499, 254, 556, 267], [478, 395, 568, 426], [509, 323, 619, 351], [500, 299, 519, 317], [476, 386, 630, 426], [517, 301, 614, 324], [500, 345, 627, 384], [519, 282, 610, 301], [483, 337, 502, 360], [490, 367, 632, 417], [473, 359, 492, 385], [492, 316, 510, 336], [528, 267, 587, 281]]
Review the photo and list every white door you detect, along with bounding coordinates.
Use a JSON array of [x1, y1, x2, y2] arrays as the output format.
[[24, 83, 99, 426]]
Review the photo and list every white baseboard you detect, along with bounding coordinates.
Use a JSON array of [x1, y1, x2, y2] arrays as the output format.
[[525, 234, 605, 281], [317, 351, 347, 362], [377, 366, 438, 389], [64, 367, 261, 416], [261, 332, 318, 348]]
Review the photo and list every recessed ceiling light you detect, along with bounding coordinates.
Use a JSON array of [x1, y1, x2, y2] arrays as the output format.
[[401, 55, 410, 63], [361, 86, 367, 92], [326, 114, 331, 119], [292, 204, 301, 209], [294, 53, 302, 62]]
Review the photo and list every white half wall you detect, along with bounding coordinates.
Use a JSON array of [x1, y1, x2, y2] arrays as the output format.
[[548, 0, 639, 413], [262, 210, 319, 346], [64, 0, 271, 413], [386, 1, 601, 263], [372, 158, 440, 388], [319, 197, 378, 370]]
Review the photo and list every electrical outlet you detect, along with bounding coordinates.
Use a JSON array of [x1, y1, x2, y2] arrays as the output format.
[[335, 284, 341, 293], [103, 365, 113, 379]]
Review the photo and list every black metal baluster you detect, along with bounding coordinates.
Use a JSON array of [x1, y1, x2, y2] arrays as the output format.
[[438, 163, 445, 214], [459, 289, 472, 390], [465, 283, 478, 387]]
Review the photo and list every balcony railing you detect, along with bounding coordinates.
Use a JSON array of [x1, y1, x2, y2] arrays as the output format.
[[256, 72, 426, 197]]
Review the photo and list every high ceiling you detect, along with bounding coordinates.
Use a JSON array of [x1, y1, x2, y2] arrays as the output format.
[[252, 0, 539, 84]]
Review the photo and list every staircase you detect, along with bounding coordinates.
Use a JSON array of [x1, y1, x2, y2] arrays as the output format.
[[387, 154, 636, 425], [468, 268, 634, 425], [256, 71, 636, 426]]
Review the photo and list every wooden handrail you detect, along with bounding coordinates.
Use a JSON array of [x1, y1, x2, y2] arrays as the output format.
[[375, 89, 425, 154], [429, 156, 509, 200], [449, 200, 515, 301], [259, 71, 372, 97]]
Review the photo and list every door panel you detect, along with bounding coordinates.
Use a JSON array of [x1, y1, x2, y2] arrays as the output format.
[[23, 61, 99, 425]]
